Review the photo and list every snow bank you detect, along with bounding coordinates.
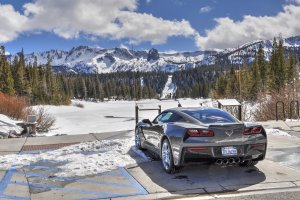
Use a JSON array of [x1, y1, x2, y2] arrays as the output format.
[[0, 114, 23, 138], [265, 128, 292, 137], [0, 135, 149, 177]]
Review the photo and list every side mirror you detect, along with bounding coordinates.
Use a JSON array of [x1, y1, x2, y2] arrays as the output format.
[[142, 119, 152, 125]]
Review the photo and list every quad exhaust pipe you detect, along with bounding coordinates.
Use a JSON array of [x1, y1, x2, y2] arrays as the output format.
[[216, 158, 241, 166]]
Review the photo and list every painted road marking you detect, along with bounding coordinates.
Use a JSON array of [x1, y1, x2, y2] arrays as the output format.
[[0, 150, 148, 199], [14, 167, 146, 199], [0, 168, 30, 200]]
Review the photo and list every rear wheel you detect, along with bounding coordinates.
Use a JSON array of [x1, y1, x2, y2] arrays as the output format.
[[161, 139, 176, 173], [239, 160, 258, 167]]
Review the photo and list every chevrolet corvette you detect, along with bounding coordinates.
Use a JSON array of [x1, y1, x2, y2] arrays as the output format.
[[135, 107, 267, 173]]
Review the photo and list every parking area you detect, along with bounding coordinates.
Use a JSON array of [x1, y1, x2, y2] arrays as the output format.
[[1, 129, 300, 200], [0, 155, 148, 200]]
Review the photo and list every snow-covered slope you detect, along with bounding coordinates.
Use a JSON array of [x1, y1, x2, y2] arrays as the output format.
[[22, 36, 300, 74], [161, 75, 177, 99]]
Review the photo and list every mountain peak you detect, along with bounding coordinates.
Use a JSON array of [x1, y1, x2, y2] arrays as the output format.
[[21, 35, 300, 74], [147, 48, 159, 61]]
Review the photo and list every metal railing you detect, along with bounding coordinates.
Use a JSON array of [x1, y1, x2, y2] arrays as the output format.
[[135, 105, 161, 124]]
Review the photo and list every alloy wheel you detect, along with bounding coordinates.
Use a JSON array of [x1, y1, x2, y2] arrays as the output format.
[[162, 140, 171, 170], [135, 129, 142, 149]]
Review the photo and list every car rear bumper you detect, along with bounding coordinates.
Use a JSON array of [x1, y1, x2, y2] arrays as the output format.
[[177, 143, 267, 166]]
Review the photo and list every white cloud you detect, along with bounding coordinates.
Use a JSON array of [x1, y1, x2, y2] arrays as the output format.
[[199, 6, 212, 14], [120, 44, 129, 49], [146, 0, 151, 4], [196, 4, 300, 49], [0, 0, 196, 46], [0, 4, 28, 43], [115, 12, 195, 44], [285, 0, 300, 5]]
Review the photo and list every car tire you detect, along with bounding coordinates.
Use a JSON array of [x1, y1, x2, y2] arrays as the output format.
[[135, 128, 144, 150], [161, 139, 176, 174], [239, 160, 258, 167]]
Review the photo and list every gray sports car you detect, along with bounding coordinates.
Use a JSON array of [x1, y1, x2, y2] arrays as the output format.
[[135, 107, 267, 173]]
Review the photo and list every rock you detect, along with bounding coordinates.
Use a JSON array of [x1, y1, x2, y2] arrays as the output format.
[[147, 48, 159, 61]]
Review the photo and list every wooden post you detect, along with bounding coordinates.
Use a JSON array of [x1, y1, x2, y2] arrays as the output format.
[[135, 105, 139, 124], [238, 105, 242, 121]]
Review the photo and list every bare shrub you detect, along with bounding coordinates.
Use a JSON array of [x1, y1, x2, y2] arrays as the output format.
[[0, 92, 28, 119], [241, 102, 256, 121], [26, 107, 56, 133], [253, 86, 297, 121]]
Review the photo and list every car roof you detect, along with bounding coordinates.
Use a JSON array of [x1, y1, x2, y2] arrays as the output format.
[[164, 107, 222, 113]]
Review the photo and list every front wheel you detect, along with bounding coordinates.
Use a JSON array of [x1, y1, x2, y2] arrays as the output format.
[[161, 139, 176, 173]]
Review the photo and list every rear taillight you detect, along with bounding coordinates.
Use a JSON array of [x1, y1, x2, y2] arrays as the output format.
[[243, 126, 263, 135], [186, 129, 214, 137]]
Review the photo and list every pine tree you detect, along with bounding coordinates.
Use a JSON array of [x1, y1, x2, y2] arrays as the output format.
[[226, 66, 238, 98], [14, 49, 27, 95], [257, 43, 266, 91], [268, 38, 279, 91], [31, 57, 39, 99], [286, 54, 296, 84], [2, 62, 15, 95], [248, 58, 259, 98], [277, 37, 286, 89]]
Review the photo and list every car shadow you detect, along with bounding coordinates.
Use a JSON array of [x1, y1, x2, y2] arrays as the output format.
[[129, 159, 266, 194]]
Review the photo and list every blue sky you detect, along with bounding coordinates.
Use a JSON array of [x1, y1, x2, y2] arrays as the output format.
[[0, 0, 299, 54]]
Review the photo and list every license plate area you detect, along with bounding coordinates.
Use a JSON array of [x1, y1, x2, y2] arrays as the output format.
[[221, 146, 237, 156]]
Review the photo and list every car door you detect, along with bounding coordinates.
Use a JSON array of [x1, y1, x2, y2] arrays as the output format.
[[142, 112, 167, 149], [150, 112, 175, 151]]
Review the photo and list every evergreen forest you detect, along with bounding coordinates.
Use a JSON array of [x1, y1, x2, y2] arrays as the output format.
[[0, 37, 299, 106]]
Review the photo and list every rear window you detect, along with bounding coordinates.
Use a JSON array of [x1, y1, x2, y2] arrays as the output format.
[[182, 109, 237, 124]]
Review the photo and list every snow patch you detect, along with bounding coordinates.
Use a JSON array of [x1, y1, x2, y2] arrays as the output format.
[[0, 135, 150, 177], [161, 75, 177, 99], [265, 128, 292, 137]]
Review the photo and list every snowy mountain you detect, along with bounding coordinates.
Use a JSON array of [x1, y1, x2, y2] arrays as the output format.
[[23, 46, 215, 74], [22, 36, 300, 74]]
